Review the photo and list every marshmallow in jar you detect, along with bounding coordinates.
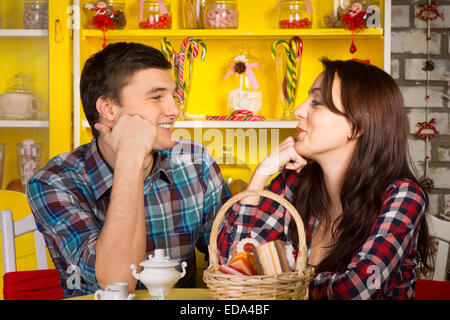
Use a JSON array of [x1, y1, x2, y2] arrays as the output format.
[[204, 0, 238, 29]]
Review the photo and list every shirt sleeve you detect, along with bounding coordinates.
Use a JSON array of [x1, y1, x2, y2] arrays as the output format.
[[197, 148, 231, 255], [27, 176, 101, 295], [309, 180, 426, 300], [217, 170, 299, 264]]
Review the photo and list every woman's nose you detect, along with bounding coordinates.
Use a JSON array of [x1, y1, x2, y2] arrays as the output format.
[[293, 101, 307, 120]]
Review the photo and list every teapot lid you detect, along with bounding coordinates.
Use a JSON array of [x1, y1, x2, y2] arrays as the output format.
[[139, 249, 180, 268], [5, 73, 33, 94]]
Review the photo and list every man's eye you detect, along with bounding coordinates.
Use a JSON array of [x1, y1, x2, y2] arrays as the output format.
[[151, 96, 162, 100]]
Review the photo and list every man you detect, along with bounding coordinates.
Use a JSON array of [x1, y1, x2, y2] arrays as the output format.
[[27, 42, 230, 298]]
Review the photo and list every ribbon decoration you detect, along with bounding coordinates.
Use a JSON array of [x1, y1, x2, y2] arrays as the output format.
[[222, 61, 261, 90], [139, 0, 168, 22], [276, 0, 312, 13]]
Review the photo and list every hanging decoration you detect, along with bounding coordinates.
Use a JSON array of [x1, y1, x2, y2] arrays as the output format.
[[341, 0, 370, 54], [416, 0, 443, 21], [84, 1, 121, 49], [161, 37, 207, 120], [414, 0, 444, 191]]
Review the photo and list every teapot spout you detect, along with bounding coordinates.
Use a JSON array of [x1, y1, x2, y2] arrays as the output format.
[[130, 264, 140, 281], [179, 261, 187, 279]]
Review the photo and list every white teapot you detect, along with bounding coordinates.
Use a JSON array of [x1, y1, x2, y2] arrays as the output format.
[[130, 249, 187, 300]]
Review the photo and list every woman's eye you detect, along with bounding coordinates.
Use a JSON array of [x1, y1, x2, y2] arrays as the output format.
[[312, 100, 322, 106]]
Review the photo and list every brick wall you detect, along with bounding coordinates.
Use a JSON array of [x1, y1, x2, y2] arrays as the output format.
[[391, 0, 450, 280]]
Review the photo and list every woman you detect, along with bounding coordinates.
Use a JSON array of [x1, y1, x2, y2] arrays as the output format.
[[217, 59, 430, 300]]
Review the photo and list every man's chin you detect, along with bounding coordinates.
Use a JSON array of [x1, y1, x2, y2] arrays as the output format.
[[153, 139, 177, 151]]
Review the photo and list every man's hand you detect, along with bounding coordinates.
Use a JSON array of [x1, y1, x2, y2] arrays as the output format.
[[94, 113, 158, 161]]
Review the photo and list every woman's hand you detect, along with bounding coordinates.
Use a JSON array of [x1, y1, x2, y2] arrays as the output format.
[[257, 137, 307, 177], [241, 137, 307, 205]]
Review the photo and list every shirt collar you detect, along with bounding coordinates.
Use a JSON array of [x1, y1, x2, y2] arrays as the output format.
[[86, 139, 173, 200], [85, 139, 114, 200], [148, 150, 173, 186]]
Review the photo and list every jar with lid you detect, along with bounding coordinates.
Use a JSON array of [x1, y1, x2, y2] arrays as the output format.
[[139, 0, 171, 29], [278, 0, 312, 29], [182, 0, 206, 29], [23, 0, 48, 29], [83, 0, 127, 30], [0, 73, 43, 120], [224, 44, 262, 116], [204, 0, 238, 29]]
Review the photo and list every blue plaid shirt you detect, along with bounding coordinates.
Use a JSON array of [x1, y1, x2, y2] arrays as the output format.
[[27, 139, 230, 298]]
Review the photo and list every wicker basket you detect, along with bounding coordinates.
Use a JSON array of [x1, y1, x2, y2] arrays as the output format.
[[203, 189, 314, 300]]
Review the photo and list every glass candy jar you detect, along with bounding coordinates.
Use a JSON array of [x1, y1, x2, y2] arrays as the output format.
[[23, 0, 48, 29], [139, 0, 171, 29], [204, 0, 238, 29], [225, 46, 262, 116], [278, 0, 312, 29], [83, 0, 127, 30], [182, 0, 205, 28]]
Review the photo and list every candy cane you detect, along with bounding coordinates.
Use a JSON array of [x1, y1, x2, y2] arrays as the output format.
[[161, 37, 175, 62]]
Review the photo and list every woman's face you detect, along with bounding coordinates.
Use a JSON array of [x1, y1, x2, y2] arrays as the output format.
[[293, 73, 356, 162]]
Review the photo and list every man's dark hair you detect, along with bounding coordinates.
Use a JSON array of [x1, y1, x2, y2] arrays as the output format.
[[80, 42, 172, 139]]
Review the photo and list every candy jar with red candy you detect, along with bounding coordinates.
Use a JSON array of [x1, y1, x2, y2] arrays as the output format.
[[139, 0, 171, 29], [278, 0, 312, 29], [204, 0, 238, 29]]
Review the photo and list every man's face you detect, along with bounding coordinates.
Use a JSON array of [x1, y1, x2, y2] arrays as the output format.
[[115, 68, 180, 151]]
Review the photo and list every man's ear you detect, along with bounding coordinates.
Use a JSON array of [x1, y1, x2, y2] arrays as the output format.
[[96, 96, 119, 124]]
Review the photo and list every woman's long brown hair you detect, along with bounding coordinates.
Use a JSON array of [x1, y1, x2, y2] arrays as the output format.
[[292, 59, 430, 273]]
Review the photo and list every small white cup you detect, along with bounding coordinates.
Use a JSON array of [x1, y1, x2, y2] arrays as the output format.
[[94, 282, 135, 300]]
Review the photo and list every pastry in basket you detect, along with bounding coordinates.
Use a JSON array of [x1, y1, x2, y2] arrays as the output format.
[[227, 252, 260, 275], [218, 264, 245, 275], [234, 237, 260, 256]]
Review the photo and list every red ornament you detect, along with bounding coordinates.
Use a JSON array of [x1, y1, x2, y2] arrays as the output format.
[[341, 1, 370, 54], [416, 1, 443, 21], [415, 118, 440, 139]]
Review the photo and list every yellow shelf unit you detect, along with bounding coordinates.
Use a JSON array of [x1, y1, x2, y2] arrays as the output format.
[[75, 0, 390, 171], [0, 1, 72, 190], [81, 28, 384, 39]]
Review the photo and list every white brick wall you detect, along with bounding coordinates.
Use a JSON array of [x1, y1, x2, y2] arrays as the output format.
[[392, 5, 410, 28], [429, 167, 450, 189], [404, 58, 450, 81], [391, 31, 441, 54], [400, 86, 444, 107]]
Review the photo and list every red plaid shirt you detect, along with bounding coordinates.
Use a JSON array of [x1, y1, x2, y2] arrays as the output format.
[[217, 170, 426, 300]]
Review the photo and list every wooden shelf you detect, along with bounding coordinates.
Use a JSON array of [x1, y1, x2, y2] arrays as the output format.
[[82, 120, 297, 129], [0, 29, 48, 37], [81, 28, 383, 39]]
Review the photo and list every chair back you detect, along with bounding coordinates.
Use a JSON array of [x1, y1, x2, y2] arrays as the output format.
[[0, 190, 55, 299], [428, 214, 450, 281]]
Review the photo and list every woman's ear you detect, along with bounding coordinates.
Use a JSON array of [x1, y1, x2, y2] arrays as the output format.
[[96, 96, 119, 124]]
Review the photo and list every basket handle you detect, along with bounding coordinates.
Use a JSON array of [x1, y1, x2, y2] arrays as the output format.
[[208, 189, 308, 274]]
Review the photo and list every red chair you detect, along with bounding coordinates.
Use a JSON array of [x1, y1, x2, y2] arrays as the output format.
[[0, 191, 63, 300], [415, 214, 450, 300]]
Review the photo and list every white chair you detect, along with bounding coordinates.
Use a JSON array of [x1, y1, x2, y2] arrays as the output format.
[[428, 214, 450, 281], [0, 209, 48, 274]]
